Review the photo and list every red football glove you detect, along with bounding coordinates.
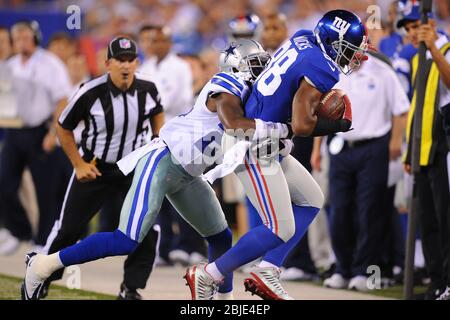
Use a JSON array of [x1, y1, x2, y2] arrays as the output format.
[[342, 94, 352, 123], [337, 94, 353, 132]]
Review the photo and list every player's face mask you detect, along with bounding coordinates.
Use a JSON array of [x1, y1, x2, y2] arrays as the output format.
[[245, 52, 271, 80], [332, 38, 368, 75]]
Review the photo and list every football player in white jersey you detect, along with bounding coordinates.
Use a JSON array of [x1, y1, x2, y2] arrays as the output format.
[[21, 39, 293, 300]]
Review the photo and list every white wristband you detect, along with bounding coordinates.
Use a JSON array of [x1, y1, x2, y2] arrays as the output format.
[[254, 119, 289, 140]]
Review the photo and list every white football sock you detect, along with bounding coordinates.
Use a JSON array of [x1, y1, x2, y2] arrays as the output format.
[[33, 253, 64, 279], [205, 262, 224, 281], [215, 291, 234, 300], [258, 260, 279, 269]]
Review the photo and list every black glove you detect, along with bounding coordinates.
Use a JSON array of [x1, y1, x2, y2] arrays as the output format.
[[311, 118, 352, 137]]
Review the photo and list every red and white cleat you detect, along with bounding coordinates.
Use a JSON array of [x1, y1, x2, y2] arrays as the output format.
[[244, 266, 294, 300], [184, 263, 219, 300]]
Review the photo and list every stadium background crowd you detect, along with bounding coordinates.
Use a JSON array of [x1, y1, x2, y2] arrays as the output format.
[[0, 0, 449, 299]]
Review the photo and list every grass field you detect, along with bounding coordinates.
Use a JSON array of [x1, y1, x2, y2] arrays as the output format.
[[0, 272, 428, 300], [306, 276, 428, 300], [0, 273, 115, 300], [359, 285, 427, 299]]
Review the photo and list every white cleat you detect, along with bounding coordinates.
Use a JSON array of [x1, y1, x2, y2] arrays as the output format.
[[323, 273, 350, 289], [189, 252, 207, 265], [184, 264, 220, 300], [21, 252, 46, 300], [169, 249, 190, 266], [437, 286, 450, 300], [0, 232, 20, 256], [244, 266, 294, 300], [0, 228, 12, 242], [348, 275, 370, 292], [280, 267, 316, 282]]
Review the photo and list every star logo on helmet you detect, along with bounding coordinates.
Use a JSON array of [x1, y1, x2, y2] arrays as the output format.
[[224, 43, 241, 62]]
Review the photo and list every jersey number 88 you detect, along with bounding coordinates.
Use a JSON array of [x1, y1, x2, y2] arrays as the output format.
[[257, 41, 298, 96]]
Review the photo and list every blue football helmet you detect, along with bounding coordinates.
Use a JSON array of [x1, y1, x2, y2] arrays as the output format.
[[314, 10, 368, 75], [227, 13, 262, 41]]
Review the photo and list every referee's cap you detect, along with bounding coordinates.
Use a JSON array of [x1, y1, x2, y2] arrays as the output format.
[[107, 36, 138, 60]]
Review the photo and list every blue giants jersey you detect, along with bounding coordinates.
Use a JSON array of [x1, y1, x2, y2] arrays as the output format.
[[379, 32, 404, 59], [244, 30, 340, 123]]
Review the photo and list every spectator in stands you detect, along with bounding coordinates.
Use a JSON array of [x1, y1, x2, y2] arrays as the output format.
[[179, 54, 208, 98], [95, 47, 108, 77], [379, 1, 406, 59], [434, 0, 450, 34], [0, 26, 12, 61], [67, 53, 90, 92], [261, 12, 288, 54], [199, 48, 219, 79], [138, 25, 157, 63], [47, 32, 76, 64]]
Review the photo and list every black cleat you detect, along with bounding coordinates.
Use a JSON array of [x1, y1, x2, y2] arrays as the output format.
[[117, 282, 142, 300]]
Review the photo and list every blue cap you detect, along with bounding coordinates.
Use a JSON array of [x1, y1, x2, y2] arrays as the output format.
[[396, 0, 433, 28]]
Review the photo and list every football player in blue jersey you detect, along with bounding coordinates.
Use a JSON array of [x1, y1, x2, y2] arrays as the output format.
[[185, 9, 369, 300]]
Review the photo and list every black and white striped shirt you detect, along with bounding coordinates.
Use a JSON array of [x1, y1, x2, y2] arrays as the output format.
[[59, 73, 163, 163]]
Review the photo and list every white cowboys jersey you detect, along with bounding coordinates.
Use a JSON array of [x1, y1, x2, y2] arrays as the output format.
[[160, 72, 250, 176]]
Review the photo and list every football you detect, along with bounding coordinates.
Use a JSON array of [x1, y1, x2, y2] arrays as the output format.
[[316, 89, 349, 121]]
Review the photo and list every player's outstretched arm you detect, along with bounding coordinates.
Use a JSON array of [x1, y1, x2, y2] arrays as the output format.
[[214, 92, 290, 139], [214, 92, 256, 132]]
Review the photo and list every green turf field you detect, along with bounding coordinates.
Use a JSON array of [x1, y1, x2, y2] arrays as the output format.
[[365, 284, 427, 299], [308, 280, 427, 300], [0, 272, 428, 300], [0, 273, 115, 300]]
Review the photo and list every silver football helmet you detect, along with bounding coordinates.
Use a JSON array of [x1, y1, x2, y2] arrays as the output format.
[[219, 39, 271, 82]]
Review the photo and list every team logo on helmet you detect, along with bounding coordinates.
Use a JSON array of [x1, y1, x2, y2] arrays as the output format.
[[119, 39, 131, 49], [330, 17, 351, 36], [223, 43, 242, 62]]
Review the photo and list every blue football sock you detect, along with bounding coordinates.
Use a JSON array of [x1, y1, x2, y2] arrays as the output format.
[[206, 228, 233, 293], [59, 229, 138, 266], [214, 225, 284, 275], [262, 205, 319, 267]]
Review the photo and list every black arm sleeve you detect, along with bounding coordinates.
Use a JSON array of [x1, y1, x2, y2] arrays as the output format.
[[310, 118, 351, 137]]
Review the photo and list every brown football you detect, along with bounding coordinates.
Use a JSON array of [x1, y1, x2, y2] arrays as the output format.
[[316, 89, 349, 121]]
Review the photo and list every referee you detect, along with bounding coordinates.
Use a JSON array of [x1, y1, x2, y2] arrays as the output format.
[[41, 37, 164, 300]]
